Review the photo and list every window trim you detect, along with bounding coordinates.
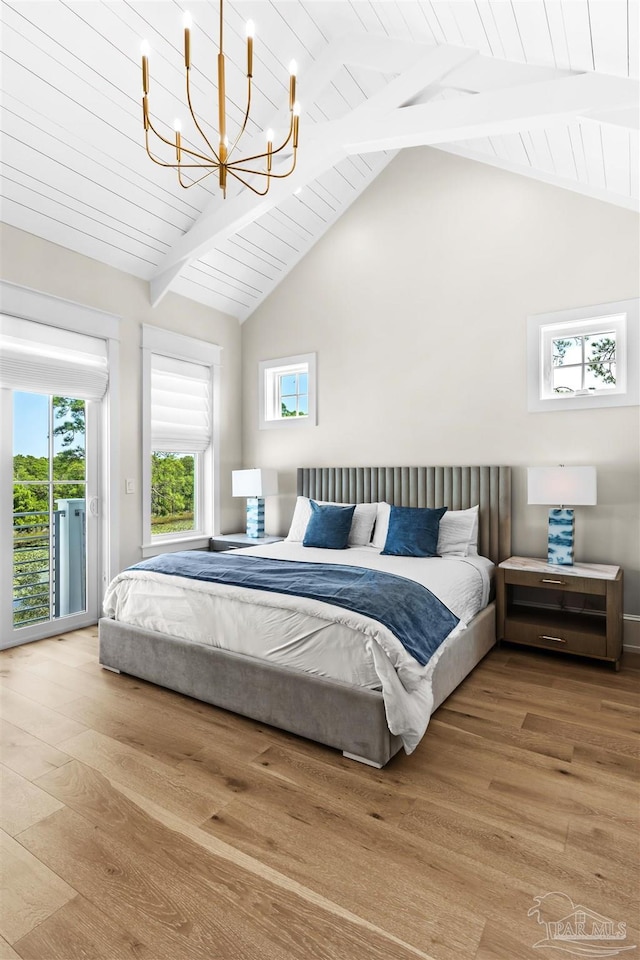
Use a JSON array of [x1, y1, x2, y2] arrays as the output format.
[[141, 325, 221, 556], [259, 353, 317, 430], [527, 298, 639, 413]]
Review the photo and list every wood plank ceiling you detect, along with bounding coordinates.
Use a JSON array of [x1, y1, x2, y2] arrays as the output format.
[[1, 1, 638, 322]]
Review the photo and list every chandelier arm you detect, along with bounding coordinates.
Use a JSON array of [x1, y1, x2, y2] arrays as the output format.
[[226, 77, 252, 162], [186, 68, 220, 161], [145, 140, 219, 171], [178, 166, 219, 189], [227, 167, 272, 196], [225, 151, 297, 180], [226, 116, 294, 168], [147, 116, 221, 166]]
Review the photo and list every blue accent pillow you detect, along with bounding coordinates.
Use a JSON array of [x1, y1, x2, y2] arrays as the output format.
[[303, 500, 356, 550], [382, 505, 447, 558]]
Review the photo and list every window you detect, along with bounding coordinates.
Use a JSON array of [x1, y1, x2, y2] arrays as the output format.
[[528, 299, 639, 413], [259, 353, 317, 429], [142, 326, 220, 555]]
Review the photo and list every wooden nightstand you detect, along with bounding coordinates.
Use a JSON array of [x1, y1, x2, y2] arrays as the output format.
[[496, 557, 623, 669], [209, 533, 283, 552]]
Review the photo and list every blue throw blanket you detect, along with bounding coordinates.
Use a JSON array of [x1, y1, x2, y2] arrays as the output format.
[[129, 552, 459, 667]]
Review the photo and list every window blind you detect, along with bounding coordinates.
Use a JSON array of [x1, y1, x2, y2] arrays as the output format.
[[0, 315, 108, 400], [151, 353, 211, 453]]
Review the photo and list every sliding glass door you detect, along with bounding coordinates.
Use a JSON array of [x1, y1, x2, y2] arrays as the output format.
[[4, 390, 99, 645]]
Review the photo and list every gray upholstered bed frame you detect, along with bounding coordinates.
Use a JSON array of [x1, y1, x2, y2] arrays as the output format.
[[99, 465, 511, 767]]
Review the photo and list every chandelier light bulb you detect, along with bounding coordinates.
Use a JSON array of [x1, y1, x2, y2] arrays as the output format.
[[266, 128, 274, 144], [140, 39, 150, 57], [289, 59, 297, 76], [173, 118, 182, 132], [183, 11, 192, 29], [293, 101, 300, 116], [246, 19, 255, 38]]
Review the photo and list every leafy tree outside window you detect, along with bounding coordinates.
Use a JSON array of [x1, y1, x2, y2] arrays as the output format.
[[13, 395, 87, 627], [150, 452, 196, 536], [552, 332, 617, 394]]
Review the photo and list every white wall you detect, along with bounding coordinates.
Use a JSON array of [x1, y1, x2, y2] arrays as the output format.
[[0, 223, 245, 570], [241, 148, 640, 621]]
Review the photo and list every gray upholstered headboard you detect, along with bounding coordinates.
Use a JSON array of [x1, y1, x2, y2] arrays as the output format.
[[297, 465, 512, 565]]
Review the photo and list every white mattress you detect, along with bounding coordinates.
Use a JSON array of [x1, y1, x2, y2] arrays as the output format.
[[103, 542, 493, 752]]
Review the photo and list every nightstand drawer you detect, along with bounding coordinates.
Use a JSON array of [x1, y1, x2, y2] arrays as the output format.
[[503, 618, 607, 658], [503, 569, 607, 596]]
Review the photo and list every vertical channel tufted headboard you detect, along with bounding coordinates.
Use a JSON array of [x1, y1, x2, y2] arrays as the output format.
[[297, 465, 512, 566]]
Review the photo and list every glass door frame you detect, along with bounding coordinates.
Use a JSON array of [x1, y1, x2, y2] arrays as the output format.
[[0, 279, 121, 653], [1, 390, 101, 646]]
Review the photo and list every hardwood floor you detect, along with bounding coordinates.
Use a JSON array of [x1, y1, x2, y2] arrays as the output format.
[[1, 627, 638, 960]]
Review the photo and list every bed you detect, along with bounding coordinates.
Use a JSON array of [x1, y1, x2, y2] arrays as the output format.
[[99, 465, 511, 767]]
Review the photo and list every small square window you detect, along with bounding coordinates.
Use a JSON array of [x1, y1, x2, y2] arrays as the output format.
[[259, 353, 317, 429], [528, 299, 638, 412]]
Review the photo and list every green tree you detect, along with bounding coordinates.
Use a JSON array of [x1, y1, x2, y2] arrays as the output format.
[[586, 336, 616, 386], [151, 453, 195, 533], [553, 335, 616, 394]]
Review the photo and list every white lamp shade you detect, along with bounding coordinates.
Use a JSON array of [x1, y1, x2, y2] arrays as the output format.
[[232, 468, 279, 498], [527, 466, 597, 506]]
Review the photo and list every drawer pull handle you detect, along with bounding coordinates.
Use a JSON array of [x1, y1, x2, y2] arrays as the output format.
[[539, 635, 567, 643], [541, 578, 566, 585]]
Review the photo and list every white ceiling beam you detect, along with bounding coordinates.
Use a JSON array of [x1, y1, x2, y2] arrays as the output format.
[[150, 42, 474, 305], [588, 106, 640, 131], [440, 55, 574, 94], [333, 74, 639, 153]]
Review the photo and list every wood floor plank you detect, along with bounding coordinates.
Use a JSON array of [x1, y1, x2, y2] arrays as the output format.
[[0, 934, 21, 960], [0, 688, 86, 748], [429, 710, 574, 763], [566, 815, 640, 871], [54, 689, 269, 769], [200, 791, 484, 960], [0, 830, 76, 945], [0, 766, 65, 837], [460, 669, 640, 733], [522, 712, 639, 759], [473, 921, 548, 960], [396, 794, 635, 921], [248, 741, 567, 850], [55, 729, 234, 823], [22, 765, 435, 960], [0, 721, 70, 782], [28, 638, 95, 668], [13, 895, 157, 960], [0, 670, 84, 711]]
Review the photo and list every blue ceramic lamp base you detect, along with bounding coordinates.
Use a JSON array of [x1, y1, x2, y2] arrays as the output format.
[[246, 497, 265, 538], [547, 508, 575, 565]]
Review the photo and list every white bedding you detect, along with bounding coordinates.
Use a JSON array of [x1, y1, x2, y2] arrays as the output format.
[[103, 542, 493, 753]]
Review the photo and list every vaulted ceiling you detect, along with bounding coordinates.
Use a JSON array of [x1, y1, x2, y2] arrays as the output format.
[[1, 1, 638, 322]]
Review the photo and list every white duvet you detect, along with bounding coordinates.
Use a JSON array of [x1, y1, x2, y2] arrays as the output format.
[[103, 542, 493, 753]]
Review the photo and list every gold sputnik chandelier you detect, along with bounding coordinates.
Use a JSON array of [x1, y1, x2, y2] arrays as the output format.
[[140, 1, 300, 196]]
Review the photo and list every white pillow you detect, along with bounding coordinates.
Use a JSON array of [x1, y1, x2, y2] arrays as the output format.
[[371, 502, 479, 556], [437, 505, 479, 556], [371, 502, 391, 550], [286, 497, 377, 547]]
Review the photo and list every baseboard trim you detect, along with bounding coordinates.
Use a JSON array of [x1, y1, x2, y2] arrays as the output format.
[[623, 614, 640, 653]]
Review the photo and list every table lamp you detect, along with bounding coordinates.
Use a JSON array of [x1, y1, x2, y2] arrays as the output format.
[[232, 468, 279, 538], [527, 465, 597, 565]]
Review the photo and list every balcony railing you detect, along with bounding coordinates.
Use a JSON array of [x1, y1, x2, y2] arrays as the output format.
[[12, 500, 86, 629]]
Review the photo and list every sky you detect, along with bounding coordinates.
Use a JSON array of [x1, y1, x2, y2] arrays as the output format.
[[13, 392, 49, 458]]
